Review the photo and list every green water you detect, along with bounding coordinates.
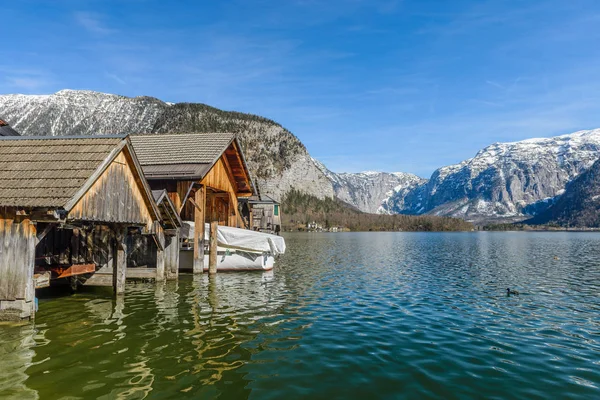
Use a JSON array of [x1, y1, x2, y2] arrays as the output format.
[[1, 232, 599, 399]]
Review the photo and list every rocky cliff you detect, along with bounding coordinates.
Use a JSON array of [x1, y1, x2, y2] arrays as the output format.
[[526, 157, 600, 227], [312, 158, 425, 214], [382, 129, 600, 223]]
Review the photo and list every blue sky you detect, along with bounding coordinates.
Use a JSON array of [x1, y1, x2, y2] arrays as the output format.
[[3, 0, 600, 177]]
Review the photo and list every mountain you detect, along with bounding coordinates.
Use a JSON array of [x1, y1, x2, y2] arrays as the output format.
[[382, 129, 600, 223], [525, 158, 600, 227], [0, 89, 334, 201], [0, 89, 425, 213], [312, 158, 425, 213], [5, 90, 600, 224]]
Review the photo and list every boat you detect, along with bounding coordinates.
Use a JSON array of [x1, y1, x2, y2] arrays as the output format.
[[180, 222, 286, 271]]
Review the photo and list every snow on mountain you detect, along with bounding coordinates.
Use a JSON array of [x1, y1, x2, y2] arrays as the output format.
[[383, 129, 600, 222], [4, 90, 600, 222], [0, 89, 335, 201], [312, 158, 425, 213]]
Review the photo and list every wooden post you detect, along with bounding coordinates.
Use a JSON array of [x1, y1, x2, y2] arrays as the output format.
[[113, 227, 127, 295], [0, 217, 37, 320], [156, 249, 165, 281], [209, 221, 218, 274], [193, 186, 205, 274], [165, 231, 180, 280]]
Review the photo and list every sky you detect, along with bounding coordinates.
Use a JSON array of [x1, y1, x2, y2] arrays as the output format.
[[3, 0, 600, 177]]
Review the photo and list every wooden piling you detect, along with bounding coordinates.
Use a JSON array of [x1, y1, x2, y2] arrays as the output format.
[[0, 216, 37, 320], [165, 231, 179, 280], [209, 221, 218, 274], [193, 186, 206, 274], [113, 228, 127, 295], [156, 249, 165, 281]]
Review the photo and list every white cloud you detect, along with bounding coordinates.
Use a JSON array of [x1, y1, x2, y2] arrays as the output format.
[[74, 12, 115, 35]]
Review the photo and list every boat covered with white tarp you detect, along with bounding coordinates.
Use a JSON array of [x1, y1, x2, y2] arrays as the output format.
[[180, 222, 286, 271]]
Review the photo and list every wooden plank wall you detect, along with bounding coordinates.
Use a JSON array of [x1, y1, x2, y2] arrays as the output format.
[[0, 217, 36, 312], [202, 157, 239, 227], [69, 151, 154, 229]]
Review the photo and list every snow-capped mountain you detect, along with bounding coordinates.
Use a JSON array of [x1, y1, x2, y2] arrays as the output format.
[[312, 158, 425, 213], [3, 90, 600, 223], [382, 129, 600, 222], [0, 89, 335, 201], [526, 157, 600, 227]]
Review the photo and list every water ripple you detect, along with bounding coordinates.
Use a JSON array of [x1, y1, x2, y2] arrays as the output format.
[[0, 232, 599, 399]]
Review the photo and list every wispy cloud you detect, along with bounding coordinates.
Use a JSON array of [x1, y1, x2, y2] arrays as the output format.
[[0, 66, 56, 92], [74, 12, 116, 35], [106, 72, 126, 85]]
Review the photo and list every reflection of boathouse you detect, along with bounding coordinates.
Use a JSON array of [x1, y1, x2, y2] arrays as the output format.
[[0, 135, 171, 319], [130, 133, 254, 272]]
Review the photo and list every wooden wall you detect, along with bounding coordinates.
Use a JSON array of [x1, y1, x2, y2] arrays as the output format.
[[0, 216, 36, 319], [69, 151, 154, 230], [201, 157, 239, 227]]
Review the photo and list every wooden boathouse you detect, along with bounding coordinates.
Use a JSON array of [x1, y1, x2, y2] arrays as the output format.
[[130, 133, 254, 273], [240, 193, 282, 234], [0, 135, 171, 320]]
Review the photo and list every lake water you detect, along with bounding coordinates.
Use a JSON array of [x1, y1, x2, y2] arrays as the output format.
[[1, 232, 599, 399]]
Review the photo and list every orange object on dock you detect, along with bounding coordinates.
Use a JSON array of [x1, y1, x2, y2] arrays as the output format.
[[51, 264, 96, 278]]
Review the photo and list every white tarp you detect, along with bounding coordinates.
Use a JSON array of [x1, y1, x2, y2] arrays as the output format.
[[183, 222, 286, 255]]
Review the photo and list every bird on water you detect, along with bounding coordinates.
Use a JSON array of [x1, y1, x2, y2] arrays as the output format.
[[507, 288, 519, 296]]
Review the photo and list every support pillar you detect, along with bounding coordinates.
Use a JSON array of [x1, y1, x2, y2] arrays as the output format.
[[209, 221, 218, 275], [165, 231, 180, 280], [113, 227, 127, 295], [0, 218, 36, 321], [156, 248, 165, 281], [193, 186, 206, 274]]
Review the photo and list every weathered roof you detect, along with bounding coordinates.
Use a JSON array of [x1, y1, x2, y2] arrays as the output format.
[[0, 136, 125, 208], [130, 133, 235, 166], [142, 164, 212, 180], [0, 119, 20, 137], [246, 194, 280, 205]]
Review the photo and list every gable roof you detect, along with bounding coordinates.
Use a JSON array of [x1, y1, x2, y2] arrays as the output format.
[[130, 133, 253, 194], [0, 136, 160, 223], [130, 132, 235, 165]]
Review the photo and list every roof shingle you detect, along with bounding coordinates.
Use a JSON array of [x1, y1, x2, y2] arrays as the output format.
[[0, 136, 124, 208], [130, 133, 235, 166]]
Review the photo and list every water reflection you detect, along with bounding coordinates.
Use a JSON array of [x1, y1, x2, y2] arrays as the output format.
[[1, 232, 599, 399]]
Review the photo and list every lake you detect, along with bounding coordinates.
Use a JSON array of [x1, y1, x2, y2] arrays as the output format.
[[1, 232, 599, 399]]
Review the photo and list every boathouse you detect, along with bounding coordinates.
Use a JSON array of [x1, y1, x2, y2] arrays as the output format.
[[0, 135, 168, 320], [130, 133, 254, 272], [240, 193, 282, 234]]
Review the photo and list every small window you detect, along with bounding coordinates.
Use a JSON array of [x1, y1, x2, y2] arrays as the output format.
[[274, 205, 279, 216]]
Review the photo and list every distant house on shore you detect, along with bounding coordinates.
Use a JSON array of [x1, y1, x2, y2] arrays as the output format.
[[239, 193, 282, 235], [0, 119, 20, 136]]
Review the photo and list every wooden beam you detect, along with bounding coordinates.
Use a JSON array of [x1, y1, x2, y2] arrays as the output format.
[[178, 182, 196, 215], [156, 248, 165, 281], [193, 186, 205, 274], [209, 220, 218, 274], [113, 227, 127, 295], [165, 231, 179, 280]]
